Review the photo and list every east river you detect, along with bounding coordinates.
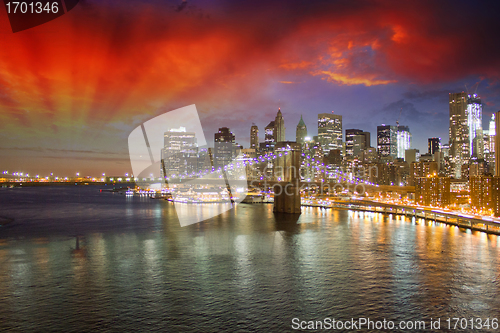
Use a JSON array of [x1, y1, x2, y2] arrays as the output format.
[[1, 186, 499, 331]]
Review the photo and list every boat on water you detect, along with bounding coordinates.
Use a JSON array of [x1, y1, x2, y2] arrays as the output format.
[[169, 188, 235, 204]]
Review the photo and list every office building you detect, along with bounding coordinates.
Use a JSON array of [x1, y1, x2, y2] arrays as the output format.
[[467, 94, 483, 158], [377, 125, 397, 158], [265, 121, 275, 143], [493, 177, 500, 217], [274, 108, 286, 142], [410, 160, 438, 185], [214, 127, 235, 169], [405, 149, 420, 164], [396, 125, 411, 159], [470, 176, 495, 214], [472, 129, 484, 158], [250, 124, 259, 150], [489, 114, 496, 174], [428, 137, 441, 155], [415, 176, 450, 207], [346, 129, 370, 158], [161, 127, 198, 178], [497, 111, 500, 177], [260, 121, 276, 154], [318, 112, 342, 155], [296, 115, 307, 145], [449, 92, 469, 178]]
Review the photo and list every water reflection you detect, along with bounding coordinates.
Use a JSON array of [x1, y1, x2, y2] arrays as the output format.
[[1, 188, 500, 331]]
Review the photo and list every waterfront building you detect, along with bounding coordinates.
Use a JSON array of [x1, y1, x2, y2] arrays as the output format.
[[296, 115, 307, 145], [214, 127, 235, 169], [318, 112, 342, 155], [470, 176, 495, 215], [414, 176, 451, 207], [377, 125, 397, 158], [428, 137, 441, 155], [250, 124, 259, 150], [494, 177, 500, 217]]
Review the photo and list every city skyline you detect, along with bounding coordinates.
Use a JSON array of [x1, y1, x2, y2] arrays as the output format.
[[1, 1, 500, 175], [1, 93, 496, 177]]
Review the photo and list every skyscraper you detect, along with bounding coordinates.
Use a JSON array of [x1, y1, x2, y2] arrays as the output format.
[[274, 108, 286, 142], [161, 127, 198, 177], [489, 114, 496, 173], [345, 129, 370, 158], [496, 111, 500, 176], [346, 129, 362, 157], [377, 125, 397, 158], [214, 127, 235, 169], [260, 120, 276, 153], [467, 94, 483, 158], [396, 125, 411, 159], [296, 115, 307, 145], [250, 124, 259, 149], [449, 92, 469, 178], [265, 121, 275, 143], [428, 137, 441, 155], [318, 112, 342, 155]]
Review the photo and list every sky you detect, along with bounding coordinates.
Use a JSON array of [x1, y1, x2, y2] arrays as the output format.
[[1, 0, 500, 176]]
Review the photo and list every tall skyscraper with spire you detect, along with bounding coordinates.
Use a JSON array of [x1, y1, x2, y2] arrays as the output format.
[[296, 115, 307, 144], [250, 124, 259, 149], [274, 108, 286, 142]]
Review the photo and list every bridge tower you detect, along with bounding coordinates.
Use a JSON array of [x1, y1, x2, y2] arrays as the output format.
[[273, 141, 301, 214]]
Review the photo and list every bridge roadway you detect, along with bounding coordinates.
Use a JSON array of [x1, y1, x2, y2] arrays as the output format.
[[3, 178, 415, 194], [326, 199, 500, 235]]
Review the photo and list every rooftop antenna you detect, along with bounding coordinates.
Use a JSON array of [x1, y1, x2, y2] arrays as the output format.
[[396, 108, 402, 127]]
